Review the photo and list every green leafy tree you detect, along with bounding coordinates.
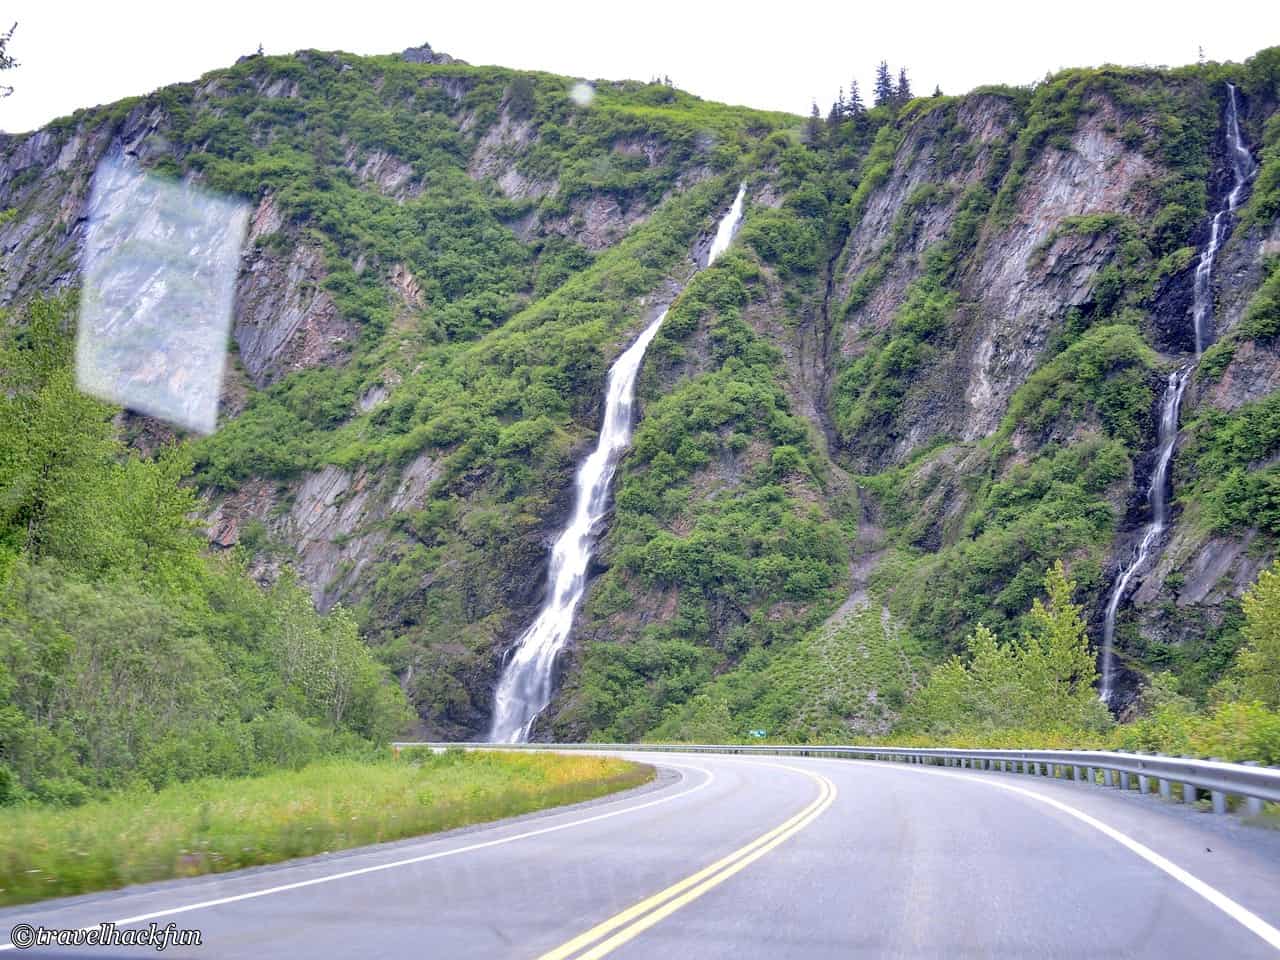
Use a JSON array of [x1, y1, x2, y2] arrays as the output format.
[[1018, 561, 1104, 727], [0, 22, 16, 99], [1238, 560, 1280, 708], [506, 74, 535, 120], [908, 561, 1109, 734], [0, 298, 413, 799]]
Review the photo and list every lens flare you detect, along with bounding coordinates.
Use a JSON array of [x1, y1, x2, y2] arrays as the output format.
[[569, 81, 594, 107], [77, 154, 248, 434]]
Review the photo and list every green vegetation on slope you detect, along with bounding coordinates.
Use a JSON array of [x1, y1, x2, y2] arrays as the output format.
[[98, 51, 800, 736], [551, 215, 849, 740], [1179, 388, 1280, 536], [3, 42, 1278, 757], [654, 606, 922, 742], [902, 562, 1111, 735], [0, 749, 650, 905], [0, 297, 412, 804]]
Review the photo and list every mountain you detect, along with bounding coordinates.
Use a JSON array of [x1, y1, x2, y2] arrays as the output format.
[[2, 41, 1278, 743]]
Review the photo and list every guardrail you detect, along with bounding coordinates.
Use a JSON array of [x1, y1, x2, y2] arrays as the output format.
[[392, 741, 1280, 817]]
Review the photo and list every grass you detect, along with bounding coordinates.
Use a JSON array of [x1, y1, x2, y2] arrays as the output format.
[[0, 749, 652, 906]]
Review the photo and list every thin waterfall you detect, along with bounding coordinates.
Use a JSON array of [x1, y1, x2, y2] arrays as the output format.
[[1098, 84, 1255, 703], [1098, 366, 1191, 703], [1191, 83, 1258, 353], [487, 184, 747, 743]]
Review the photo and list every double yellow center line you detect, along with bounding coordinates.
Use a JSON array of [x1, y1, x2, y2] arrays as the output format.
[[538, 763, 837, 960]]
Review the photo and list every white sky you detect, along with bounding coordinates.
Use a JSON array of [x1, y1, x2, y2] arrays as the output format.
[[3, 0, 1279, 134]]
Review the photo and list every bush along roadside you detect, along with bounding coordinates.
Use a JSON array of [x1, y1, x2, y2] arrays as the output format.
[[0, 749, 652, 906]]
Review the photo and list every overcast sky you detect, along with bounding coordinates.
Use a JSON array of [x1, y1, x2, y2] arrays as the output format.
[[3, 0, 1279, 134]]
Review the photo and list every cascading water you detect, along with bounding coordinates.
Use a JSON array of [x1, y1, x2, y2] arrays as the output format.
[[1098, 366, 1190, 703], [1098, 84, 1256, 704], [487, 184, 747, 743], [1191, 83, 1258, 354]]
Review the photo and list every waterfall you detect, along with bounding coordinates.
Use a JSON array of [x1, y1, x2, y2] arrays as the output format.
[[1191, 83, 1258, 353], [1098, 83, 1255, 703], [1098, 366, 1191, 702], [487, 184, 747, 743]]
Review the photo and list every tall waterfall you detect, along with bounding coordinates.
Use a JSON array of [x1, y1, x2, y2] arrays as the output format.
[[1098, 366, 1191, 703], [488, 184, 747, 743], [1191, 84, 1258, 353], [1098, 84, 1255, 703]]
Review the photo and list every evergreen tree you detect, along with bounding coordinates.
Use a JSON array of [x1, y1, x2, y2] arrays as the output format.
[[804, 100, 824, 146], [896, 66, 913, 103], [827, 88, 844, 129], [847, 78, 865, 115], [932, 84, 943, 98], [873, 60, 894, 107]]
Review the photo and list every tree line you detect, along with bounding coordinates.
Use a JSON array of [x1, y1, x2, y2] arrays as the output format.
[[806, 61, 943, 146]]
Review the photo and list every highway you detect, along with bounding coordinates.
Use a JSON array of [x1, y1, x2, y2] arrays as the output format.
[[4, 750, 1280, 958]]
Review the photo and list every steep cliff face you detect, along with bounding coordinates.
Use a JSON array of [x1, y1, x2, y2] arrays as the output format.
[[815, 65, 1280, 712], [3, 44, 1279, 740]]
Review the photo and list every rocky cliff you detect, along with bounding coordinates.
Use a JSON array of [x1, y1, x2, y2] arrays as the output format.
[[2, 43, 1278, 739]]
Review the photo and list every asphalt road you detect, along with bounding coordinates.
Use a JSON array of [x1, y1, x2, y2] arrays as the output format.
[[5, 750, 1280, 958]]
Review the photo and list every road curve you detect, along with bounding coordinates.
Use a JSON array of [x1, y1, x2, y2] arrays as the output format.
[[4, 750, 1280, 958]]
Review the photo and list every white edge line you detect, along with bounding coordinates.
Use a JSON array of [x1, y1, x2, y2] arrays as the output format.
[[0, 760, 715, 951], [805, 755, 1280, 952]]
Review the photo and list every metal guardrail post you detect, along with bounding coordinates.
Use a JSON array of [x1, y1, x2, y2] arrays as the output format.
[[1243, 763, 1265, 817], [1178, 755, 1196, 804], [1210, 758, 1228, 814], [1136, 754, 1150, 795]]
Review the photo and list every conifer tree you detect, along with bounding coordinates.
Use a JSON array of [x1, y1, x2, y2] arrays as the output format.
[[847, 78, 865, 115], [873, 61, 894, 107], [827, 87, 844, 129], [896, 66, 912, 103], [804, 100, 824, 146]]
